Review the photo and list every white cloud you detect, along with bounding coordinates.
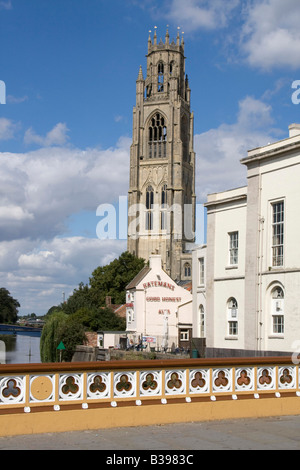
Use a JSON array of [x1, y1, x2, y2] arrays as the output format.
[[0, 236, 126, 315], [0, 127, 131, 314], [24, 122, 70, 147], [0, 135, 130, 242], [166, 0, 239, 32], [240, 0, 300, 70], [164, 0, 300, 70], [195, 95, 281, 201], [0, 118, 18, 140], [7, 95, 28, 104], [0, 205, 34, 222], [0, 0, 12, 10]]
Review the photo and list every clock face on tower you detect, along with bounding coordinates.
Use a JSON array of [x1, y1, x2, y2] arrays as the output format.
[[128, 29, 196, 282]]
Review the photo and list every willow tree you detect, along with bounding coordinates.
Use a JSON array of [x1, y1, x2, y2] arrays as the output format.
[[40, 311, 86, 362]]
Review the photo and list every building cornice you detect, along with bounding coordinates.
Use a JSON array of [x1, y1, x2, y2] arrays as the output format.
[[204, 193, 247, 209], [241, 139, 300, 166]]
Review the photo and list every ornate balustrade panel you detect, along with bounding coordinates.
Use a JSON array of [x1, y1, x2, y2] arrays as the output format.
[[0, 358, 299, 414]]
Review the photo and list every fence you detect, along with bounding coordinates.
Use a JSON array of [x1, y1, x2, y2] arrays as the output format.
[[0, 356, 299, 436]]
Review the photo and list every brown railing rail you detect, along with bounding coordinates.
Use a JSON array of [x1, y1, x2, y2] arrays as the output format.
[[0, 356, 294, 374]]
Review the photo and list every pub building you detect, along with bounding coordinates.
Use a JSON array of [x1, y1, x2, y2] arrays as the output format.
[[125, 254, 193, 352]]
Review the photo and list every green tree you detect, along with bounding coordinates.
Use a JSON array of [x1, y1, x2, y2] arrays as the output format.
[[45, 305, 60, 317], [0, 288, 20, 324], [40, 311, 86, 363], [40, 312, 66, 363], [61, 282, 94, 315], [57, 317, 87, 362], [41, 251, 143, 358], [70, 306, 126, 332], [89, 251, 145, 306], [95, 307, 126, 331]]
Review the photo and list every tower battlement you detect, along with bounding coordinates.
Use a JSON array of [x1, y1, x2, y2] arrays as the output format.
[[147, 27, 185, 53]]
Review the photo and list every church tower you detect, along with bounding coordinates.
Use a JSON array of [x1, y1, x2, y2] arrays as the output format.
[[128, 28, 196, 281]]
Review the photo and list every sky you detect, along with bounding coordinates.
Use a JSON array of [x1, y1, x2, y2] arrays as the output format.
[[1, 0, 300, 316]]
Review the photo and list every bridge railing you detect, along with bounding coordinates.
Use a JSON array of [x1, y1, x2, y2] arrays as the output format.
[[0, 356, 298, 414]]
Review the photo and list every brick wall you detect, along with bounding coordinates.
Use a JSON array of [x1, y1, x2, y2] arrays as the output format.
[[85, 331, 98, 347]]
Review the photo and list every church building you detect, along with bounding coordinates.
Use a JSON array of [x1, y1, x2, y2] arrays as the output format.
[[127, 28, 196, 282]]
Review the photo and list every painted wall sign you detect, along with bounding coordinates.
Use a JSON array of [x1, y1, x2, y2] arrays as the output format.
[[143, 281, 175, 291], [146, 297, 182, 302]]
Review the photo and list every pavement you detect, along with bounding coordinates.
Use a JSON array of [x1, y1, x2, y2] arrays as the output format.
[[0, 415, 300, 450]]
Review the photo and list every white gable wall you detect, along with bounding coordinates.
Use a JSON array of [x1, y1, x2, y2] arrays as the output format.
[[126, 255, 192, 350]]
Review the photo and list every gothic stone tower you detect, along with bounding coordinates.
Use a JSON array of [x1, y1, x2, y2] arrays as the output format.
[[128, 28, 196, 281]]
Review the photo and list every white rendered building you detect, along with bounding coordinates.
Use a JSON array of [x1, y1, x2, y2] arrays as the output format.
[[192, 244, 206, 340], [126, 254, 193, 351], [193, 124, 300, 356]]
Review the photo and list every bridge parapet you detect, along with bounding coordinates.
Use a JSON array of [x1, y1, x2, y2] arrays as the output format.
[[0, 357, 299, 436]]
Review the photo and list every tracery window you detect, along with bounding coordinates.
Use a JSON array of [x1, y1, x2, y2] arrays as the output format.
[[148, 113, 167, 159], [145, 185, 154, 231], [184, 263, 191, 278]]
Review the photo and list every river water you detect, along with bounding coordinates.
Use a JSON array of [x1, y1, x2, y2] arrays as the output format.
[[0, 331, 41, 364]]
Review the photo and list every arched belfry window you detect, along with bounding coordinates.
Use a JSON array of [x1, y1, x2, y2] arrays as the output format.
[[170, 61, 174, 76], [158, 62, 164, 92], [148, 113, 167, 159], [145, 185, 154, 231]]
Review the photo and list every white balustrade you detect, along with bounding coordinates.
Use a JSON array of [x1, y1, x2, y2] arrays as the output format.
[[0, 360, 299, 412]]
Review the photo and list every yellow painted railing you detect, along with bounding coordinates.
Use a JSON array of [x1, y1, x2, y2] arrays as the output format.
[[0, 357, 299, 436]]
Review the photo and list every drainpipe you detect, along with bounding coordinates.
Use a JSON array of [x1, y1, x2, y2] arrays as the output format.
[[144, 288, 147, 337], [256, 168, 264, 354], [258, 216, 265, 353]]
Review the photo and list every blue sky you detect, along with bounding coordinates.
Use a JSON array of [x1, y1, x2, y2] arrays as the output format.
[[1, 0, 300, 315]]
